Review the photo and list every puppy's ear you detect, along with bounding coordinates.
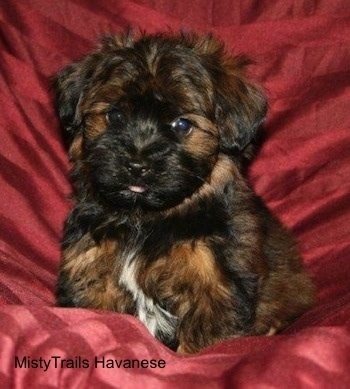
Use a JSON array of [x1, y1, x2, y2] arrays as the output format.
[[53, 33, 135, 141], [53, 56, 96, 137], [215, 56, 267, 153]]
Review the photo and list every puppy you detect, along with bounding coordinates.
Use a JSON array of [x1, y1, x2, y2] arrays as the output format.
[[54, 31, 315, 353]]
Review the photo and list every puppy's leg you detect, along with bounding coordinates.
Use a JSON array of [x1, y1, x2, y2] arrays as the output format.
[[253, 213, 315, 335], [142, 241, 256, 354], [176, 292, 246, 354], [57, 234, 134, 312], [254, 270, 315, 335]]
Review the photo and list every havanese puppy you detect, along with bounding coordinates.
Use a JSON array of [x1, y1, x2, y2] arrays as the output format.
[[54, 31, 315, 353]]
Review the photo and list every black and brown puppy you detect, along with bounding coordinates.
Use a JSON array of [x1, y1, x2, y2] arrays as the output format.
[[54, 32, 314, 353]]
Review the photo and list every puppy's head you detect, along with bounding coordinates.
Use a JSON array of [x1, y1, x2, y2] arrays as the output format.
[[54, 32, 266, 211]]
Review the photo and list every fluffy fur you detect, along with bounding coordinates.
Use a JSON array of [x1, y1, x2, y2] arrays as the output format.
[[54, 31, 315, 353]]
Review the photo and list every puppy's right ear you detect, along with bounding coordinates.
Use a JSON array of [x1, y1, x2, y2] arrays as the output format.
[[53, 54, 98, 138], [54, 62, 84, 135], [53, 34, 133, 140]]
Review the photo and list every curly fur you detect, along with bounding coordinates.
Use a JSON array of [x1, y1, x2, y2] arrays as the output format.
[[54, 31, 315, 353]]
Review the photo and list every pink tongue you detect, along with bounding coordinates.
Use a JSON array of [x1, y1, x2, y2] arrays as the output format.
[[128, 186, 146, 193]]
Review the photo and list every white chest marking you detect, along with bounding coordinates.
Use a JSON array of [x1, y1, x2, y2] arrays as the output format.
[[119, 250, 177, 339]]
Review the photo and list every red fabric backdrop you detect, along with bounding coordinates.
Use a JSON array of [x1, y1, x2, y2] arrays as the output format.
[[1, 1, 350, 388]]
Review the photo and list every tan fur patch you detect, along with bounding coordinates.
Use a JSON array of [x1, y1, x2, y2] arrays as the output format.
[[69, 134, 83, 160], [138, 240, 229, 309], [183, 114, 218, 159], [61, 236, 134, 311]]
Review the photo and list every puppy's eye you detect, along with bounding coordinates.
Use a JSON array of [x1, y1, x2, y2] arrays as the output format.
[[171, 118, 193, 135], [106, 109, 124, 125]]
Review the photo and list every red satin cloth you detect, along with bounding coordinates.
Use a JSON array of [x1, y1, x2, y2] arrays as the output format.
[[1, 1, 350, 388]]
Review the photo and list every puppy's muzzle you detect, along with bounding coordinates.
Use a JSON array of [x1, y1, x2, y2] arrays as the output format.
[[127, 161, 150, 177]]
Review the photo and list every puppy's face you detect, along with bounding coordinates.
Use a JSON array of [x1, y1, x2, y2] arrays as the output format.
[[55, 33, 266, 211]]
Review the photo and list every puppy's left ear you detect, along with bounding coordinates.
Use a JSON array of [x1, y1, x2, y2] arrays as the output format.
[[215, 56, 267, 153]]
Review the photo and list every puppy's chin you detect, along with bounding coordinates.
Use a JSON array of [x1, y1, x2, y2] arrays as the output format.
[[93, 181, 203, 212]]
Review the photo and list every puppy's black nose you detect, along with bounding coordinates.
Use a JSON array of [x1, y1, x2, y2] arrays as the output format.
[[127, 161, 149, 176]]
